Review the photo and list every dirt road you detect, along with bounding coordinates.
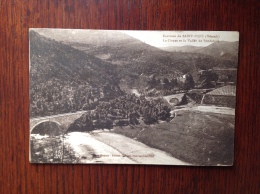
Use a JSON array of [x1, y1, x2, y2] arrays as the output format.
[[172, 105, 235, 115], [65, 132, 189, 165]]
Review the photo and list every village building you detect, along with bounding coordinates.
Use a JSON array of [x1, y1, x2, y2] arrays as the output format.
[[201, 85, 236, 108]]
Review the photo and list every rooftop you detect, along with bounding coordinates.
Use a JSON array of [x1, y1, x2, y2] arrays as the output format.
[[206, 85, 236, 96]]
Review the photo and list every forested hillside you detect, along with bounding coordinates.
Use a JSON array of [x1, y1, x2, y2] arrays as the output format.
[[30, 31, 123, 117]]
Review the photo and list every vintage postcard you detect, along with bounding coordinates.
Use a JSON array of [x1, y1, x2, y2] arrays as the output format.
[[29, 29, 239, 165]]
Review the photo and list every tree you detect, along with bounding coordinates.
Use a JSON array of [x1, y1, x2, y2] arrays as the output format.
[[147, 74, 158, 89], [182, 73, 195, 90], [163, 78, 170, 89], [170, 77, 178, 89], [197, 70, 218, 88]]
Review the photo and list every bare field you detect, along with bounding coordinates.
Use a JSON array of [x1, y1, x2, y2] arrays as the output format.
[[113, 110, 234, 166]]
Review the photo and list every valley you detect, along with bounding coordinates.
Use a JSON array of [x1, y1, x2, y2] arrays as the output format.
[[29, 29, 238, 165]]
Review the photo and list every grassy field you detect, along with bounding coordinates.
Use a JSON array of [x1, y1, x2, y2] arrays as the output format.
[[113, 110, 234, 166]]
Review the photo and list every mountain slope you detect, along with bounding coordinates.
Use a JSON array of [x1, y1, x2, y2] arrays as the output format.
[[158, 45, 203, 53], [34, 29, 238, 75], [29, 30, 122, 117], [193, 41, 239, 62], [32, 29, 238, 91], [158, 41, 239, 62], [68, 34, 238, 76], [30, 30, 118, 86]]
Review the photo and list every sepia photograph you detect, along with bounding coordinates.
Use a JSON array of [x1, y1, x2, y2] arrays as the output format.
[[29, 29, 239, 165]]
